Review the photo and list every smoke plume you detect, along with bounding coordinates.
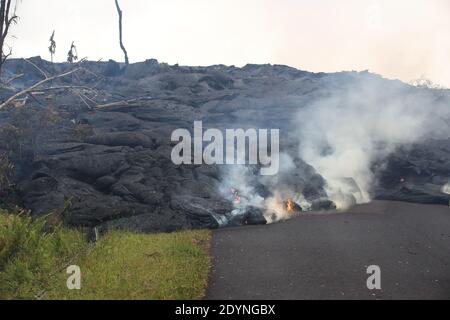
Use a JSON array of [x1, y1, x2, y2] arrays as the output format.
[[296, 77, 450, 208]]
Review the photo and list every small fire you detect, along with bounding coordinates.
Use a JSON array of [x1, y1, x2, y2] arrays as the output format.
[[230, 187, 241, 205], [400, 177, 405, 183], [286, 198, 294, 213]]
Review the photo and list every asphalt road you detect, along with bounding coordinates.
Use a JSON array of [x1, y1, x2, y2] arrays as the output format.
[[205, 201, 450, 299]]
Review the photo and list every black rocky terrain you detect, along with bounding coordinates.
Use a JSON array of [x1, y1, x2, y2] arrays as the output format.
[[0, 57, 448, 232]]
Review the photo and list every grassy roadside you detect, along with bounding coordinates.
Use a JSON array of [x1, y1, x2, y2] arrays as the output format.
[[0, 209, 211, 300]]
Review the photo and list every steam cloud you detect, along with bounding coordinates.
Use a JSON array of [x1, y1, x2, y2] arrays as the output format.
[[443, 182, 450, 195], [218, 75, 450, 223], [296, 79, 450, 208]]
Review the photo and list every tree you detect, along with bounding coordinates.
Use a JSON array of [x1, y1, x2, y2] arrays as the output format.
[[48, 30, 56, 62], [0, 0, 19, 78], [114, 0, 129, 65], [67, 41, 78, 63]]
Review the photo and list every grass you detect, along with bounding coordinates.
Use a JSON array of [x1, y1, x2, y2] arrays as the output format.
[[0, 209, 211, 300], [0, 209, 85, 299]]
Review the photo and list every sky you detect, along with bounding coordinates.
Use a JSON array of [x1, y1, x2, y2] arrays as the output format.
[[8, 0, 450, 87]]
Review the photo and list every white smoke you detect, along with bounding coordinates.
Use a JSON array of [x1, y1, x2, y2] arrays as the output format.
[[219, 153, 307, 223], [217, 75, 450, 223], [219, 165, 265, 208], [442, 182, 450, 195], [296, 79, 450, 209]]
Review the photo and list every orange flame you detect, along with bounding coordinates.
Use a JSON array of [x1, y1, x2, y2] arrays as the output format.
[[230, 188, 241, 205], [286, 198, 294, 213]]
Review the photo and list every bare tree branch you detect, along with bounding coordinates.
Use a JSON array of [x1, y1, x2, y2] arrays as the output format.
[[24, 58, 49, 78], [3, 72, 22, 84], [0, 0, 18, 78], [114, 0, 129, 65], [0, 67, 80, 109], [73, 90, 92, 109], [30, 85, 93, 92], [96, 95, 153, 109]]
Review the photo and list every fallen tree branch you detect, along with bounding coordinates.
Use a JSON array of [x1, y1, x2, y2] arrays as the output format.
[[0, 58, 143, 111], [78, 92, 98, 106], [73, 91, 92, 109], [0, 67, 80, 109], [24, 58, 49, 79], [3, 73, 24, 85], [95, 95, 155, 109], [95, 97, 141, 109], [30, 85, 94, 93]]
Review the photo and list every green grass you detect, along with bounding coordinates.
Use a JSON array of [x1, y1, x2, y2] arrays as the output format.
[[0, 209, 211, 300], [0, 210, 85, 299]]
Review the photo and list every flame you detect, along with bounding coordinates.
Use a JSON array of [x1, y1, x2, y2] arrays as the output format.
[[264, 195, 296, 223], [286, 198, 294, 213], [400, 177, 405, 183], [230, 188, 241, 205]]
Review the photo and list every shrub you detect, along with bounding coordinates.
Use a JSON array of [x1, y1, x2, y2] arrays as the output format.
[[0, 210, 85, 299]]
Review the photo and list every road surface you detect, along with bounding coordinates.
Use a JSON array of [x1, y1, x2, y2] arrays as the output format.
[[206, 201, 450, 299]]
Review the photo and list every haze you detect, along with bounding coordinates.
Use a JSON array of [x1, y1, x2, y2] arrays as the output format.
[[9, 0, 450, 87]]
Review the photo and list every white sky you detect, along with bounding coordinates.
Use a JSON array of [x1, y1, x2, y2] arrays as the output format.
[[8, 0, 450, 87]]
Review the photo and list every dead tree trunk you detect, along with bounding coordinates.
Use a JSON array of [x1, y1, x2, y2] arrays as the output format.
[[114, 0, 129, 65], [0, 0, 18, 78]]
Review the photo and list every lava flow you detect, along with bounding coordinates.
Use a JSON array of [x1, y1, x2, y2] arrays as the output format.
[[230, 187, 241, 205], [286, 198, 294, 213]]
